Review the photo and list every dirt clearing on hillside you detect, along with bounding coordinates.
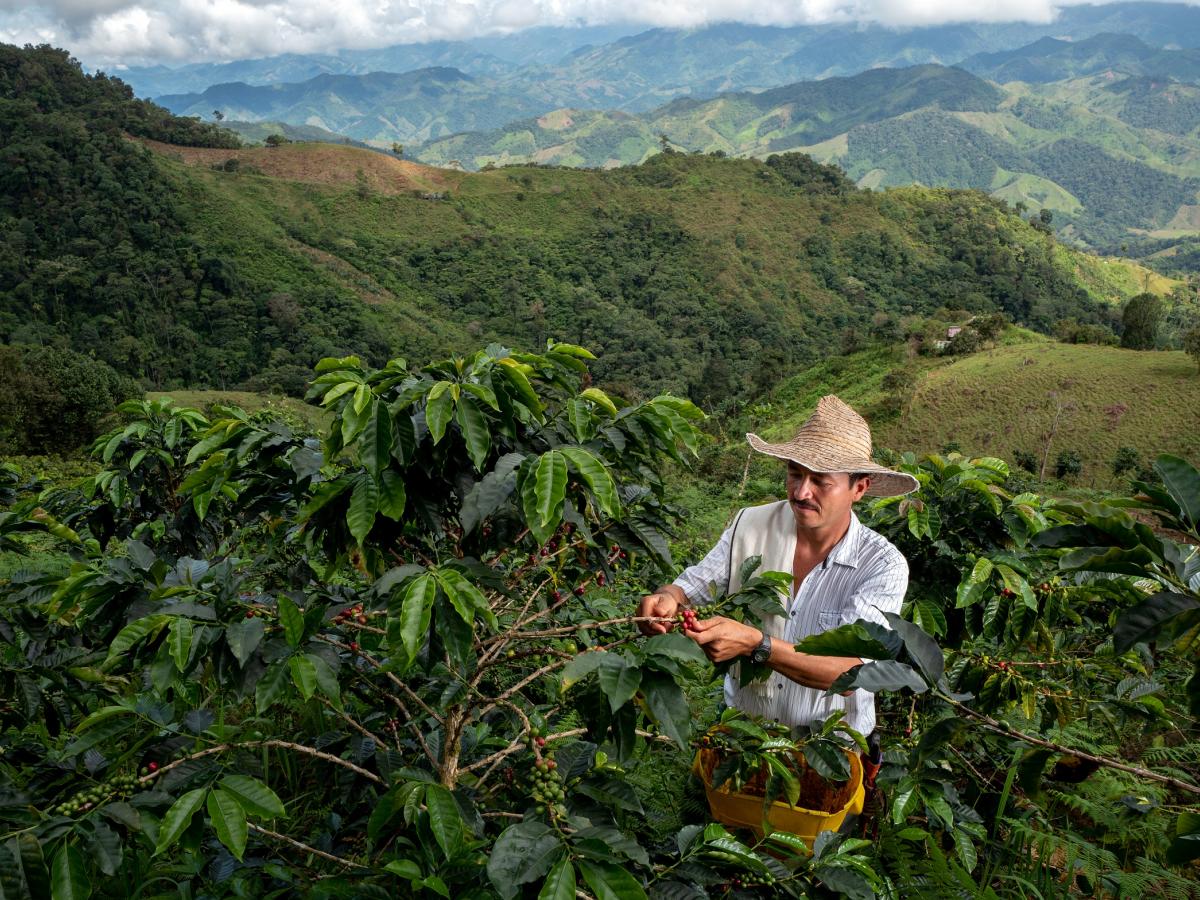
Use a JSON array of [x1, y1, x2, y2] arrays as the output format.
[[139, 139, 459, 195]]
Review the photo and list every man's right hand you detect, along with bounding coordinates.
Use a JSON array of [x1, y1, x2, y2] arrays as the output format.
[[637, 590, 682, 636]]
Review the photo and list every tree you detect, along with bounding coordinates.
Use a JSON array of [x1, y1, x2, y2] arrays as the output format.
[[0, 345, 138, 454], [212, 109, 224, 122], [1121, 292, 1163, 350], [881, 367, 917, 417], [972, 312, 1007, 342], [391, 142, 404, 157], [1184, 323, 1200, 372], [264, 133, 287, 148]]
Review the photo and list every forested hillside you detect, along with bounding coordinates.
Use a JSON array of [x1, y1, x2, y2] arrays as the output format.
[[1, 43, 1159, 406]]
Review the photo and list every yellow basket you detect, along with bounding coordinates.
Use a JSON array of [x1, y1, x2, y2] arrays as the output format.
[[693, 747, 864, 847]]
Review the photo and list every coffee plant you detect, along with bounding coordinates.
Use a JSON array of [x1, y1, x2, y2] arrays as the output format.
[[1, 345, 1198, 898]]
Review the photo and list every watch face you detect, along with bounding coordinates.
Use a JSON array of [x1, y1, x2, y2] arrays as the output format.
[[751, 635, 771, 664]]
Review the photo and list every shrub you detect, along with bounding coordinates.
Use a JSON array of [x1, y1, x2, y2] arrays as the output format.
[[1055, 318, 1119, 345], [1055, 448, 1083, 480], [1184, 323, 1200, 372], [1112, 445, 1141, 477], [1013, 448, 1038, 472], [945, 328, 982, 355]]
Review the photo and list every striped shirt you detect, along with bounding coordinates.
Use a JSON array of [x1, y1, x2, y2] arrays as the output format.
[[673, 511, 908, 735]]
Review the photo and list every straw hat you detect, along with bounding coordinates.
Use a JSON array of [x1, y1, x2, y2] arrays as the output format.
[[746, 395, 918, 497]]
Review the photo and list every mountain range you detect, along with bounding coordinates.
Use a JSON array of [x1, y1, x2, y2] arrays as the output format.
[[144, 2, 1200, 131], [406, 62, 1200, 248]]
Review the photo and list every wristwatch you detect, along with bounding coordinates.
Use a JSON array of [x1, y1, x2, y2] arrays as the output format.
[[750, 633, 772, 665]]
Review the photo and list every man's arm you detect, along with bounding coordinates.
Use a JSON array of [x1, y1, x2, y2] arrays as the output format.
[[637, 526, 734, 636], [686, 618, 858, 691]]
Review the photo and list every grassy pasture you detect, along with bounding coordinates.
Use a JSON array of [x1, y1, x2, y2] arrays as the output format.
[[882, 342, 1200, 485]]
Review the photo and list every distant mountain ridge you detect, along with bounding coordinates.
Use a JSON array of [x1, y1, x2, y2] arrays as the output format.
[[114, 25, 643, 96], [158, 67, 550, 144], [959, 32, 1200, 83], [134, 3, 1200, 129], [413, 65, 1001, 166]]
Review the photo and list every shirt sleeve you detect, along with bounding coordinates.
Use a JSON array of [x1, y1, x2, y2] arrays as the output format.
[[847, 550, 909, 661], [671, 525, 735, 606]]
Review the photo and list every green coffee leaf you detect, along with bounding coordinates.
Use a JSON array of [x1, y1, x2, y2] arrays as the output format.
[[219, 775, 286, 819], [424, 784, 463, 859], [277, 595, 304, 649], [346, 475, 380, 545], [538, 855, 576, 900], [534, 451, 567, 528], [456, 397, 491, 471], [207, 789, 249, 861], [50, 843, 90, 900], [154, 788, 207, 856], [288, 654, 317, 701]]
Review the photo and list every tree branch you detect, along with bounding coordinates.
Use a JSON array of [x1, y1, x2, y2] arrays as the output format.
[[248, 823, 370, 869], [947, 699, 1200, 796], [140, 739, 385, 787]]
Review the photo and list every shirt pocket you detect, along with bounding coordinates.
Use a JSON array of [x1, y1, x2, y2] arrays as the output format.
[[817, 609, 841, 631]]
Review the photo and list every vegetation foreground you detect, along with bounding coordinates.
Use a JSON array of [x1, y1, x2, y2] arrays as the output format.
[[0, 342, 1197, 898]]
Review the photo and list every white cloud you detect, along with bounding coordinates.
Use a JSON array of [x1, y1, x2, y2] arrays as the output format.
[[0, 0, 1172, 66]]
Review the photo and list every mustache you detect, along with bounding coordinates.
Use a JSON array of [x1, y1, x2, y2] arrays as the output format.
[[791, 500, 818, 510]]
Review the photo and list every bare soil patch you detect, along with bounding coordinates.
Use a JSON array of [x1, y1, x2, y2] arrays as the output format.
[[138, 139, 457, 194]]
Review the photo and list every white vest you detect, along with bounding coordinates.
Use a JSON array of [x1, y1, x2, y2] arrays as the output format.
[[723, 500, 875, 734], [724, 500, 794, 718]]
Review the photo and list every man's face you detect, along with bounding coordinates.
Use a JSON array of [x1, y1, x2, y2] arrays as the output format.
[[786, 462, 870, 531]]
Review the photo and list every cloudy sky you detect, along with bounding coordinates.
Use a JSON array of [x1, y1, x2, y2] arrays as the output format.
[[0, 0, 1172, 67]]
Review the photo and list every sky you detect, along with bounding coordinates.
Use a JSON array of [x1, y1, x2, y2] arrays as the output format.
[[0, 0, 1179, 67]]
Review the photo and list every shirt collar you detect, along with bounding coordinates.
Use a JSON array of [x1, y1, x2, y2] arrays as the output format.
[[825, 512, 862, 569]]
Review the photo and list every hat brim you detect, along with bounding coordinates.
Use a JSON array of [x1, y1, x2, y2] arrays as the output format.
[[746, 433, 919, 498]]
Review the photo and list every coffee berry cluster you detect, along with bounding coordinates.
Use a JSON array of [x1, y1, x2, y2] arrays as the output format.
[[525, 727, 566, 816], [677, 606, 698, 632], [725, 872, 777, 891], [333, 603, 368, 626], [52, 771, 141, 817]]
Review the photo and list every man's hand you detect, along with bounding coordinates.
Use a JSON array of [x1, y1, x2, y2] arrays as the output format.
[[637, 590, 681, 636], [686, 616, 763, 663]]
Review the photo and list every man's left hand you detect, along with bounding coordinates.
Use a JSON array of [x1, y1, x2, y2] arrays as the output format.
[[685, 616, 762, 663]]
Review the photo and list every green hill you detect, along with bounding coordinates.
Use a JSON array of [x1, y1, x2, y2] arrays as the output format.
[[739, 339, 1200, 489], [157, 67, 550, 145]]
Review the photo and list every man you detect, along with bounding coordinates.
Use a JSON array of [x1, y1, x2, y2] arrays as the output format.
[[638, 395, 918, 735]]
